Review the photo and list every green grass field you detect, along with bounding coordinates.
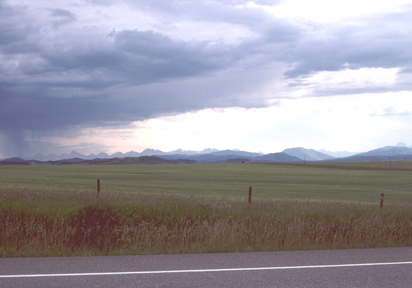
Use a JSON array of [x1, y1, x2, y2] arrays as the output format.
[[1, 162, 412, 203]]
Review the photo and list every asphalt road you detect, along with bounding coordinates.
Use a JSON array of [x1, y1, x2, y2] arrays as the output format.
[[1, 247, 412, 287]]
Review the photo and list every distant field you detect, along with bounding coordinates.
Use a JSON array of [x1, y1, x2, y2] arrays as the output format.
[[1, 162, 412, 203]]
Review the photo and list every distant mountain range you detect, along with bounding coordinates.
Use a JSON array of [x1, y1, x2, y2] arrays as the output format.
[[2, 144, 412, 165], [21, 148, 221, 162], [282, 147, 334, 161], [328, 145, 412, 162]]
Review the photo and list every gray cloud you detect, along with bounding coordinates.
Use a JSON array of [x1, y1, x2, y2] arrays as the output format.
[[283, 9, 412, 78], [0, 4, 31, 47], [49, 9, 77, 27], [111, 29, 235, 84], [126, 0, 277, 25]]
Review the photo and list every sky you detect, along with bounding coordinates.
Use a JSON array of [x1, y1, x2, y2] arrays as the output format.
[[1, 0, 412, 158]]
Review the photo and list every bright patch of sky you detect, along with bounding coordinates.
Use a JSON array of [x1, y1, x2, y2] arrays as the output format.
[[33, 92, 412, 157]]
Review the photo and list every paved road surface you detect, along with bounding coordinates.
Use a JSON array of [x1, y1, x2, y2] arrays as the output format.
[[1, 247, 412, 287]]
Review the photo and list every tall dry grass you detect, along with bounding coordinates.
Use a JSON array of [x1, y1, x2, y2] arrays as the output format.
[[1, 186, 412, 257]]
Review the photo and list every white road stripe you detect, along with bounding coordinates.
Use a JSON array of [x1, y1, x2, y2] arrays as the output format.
[[1, 261, 412, 278]]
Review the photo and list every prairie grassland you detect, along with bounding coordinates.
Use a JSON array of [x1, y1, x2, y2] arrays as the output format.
[[1, 162, 412, 257], [1, 186, 412, 257]]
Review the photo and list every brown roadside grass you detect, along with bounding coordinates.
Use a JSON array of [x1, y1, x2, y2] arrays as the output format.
[[1, 186, 412, 257]]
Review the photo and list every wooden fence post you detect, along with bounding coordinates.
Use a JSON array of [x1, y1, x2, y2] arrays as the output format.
[[380, 193, 384, 208], [97, 179, 100, 198], [248, 186, 252, 204]]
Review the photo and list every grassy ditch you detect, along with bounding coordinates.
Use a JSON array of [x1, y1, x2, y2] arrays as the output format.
[[1, 186, 412, 257]]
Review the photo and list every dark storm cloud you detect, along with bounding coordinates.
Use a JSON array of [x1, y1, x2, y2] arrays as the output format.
[[0, 4, 30, 47], [110, 29, 240, 84], [1, 0, 412, 157], [0, 23, 242, 128], [0, 2, 253, 135]]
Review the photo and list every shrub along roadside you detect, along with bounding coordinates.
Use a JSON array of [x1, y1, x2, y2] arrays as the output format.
[[1, 186, 412, 257]]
